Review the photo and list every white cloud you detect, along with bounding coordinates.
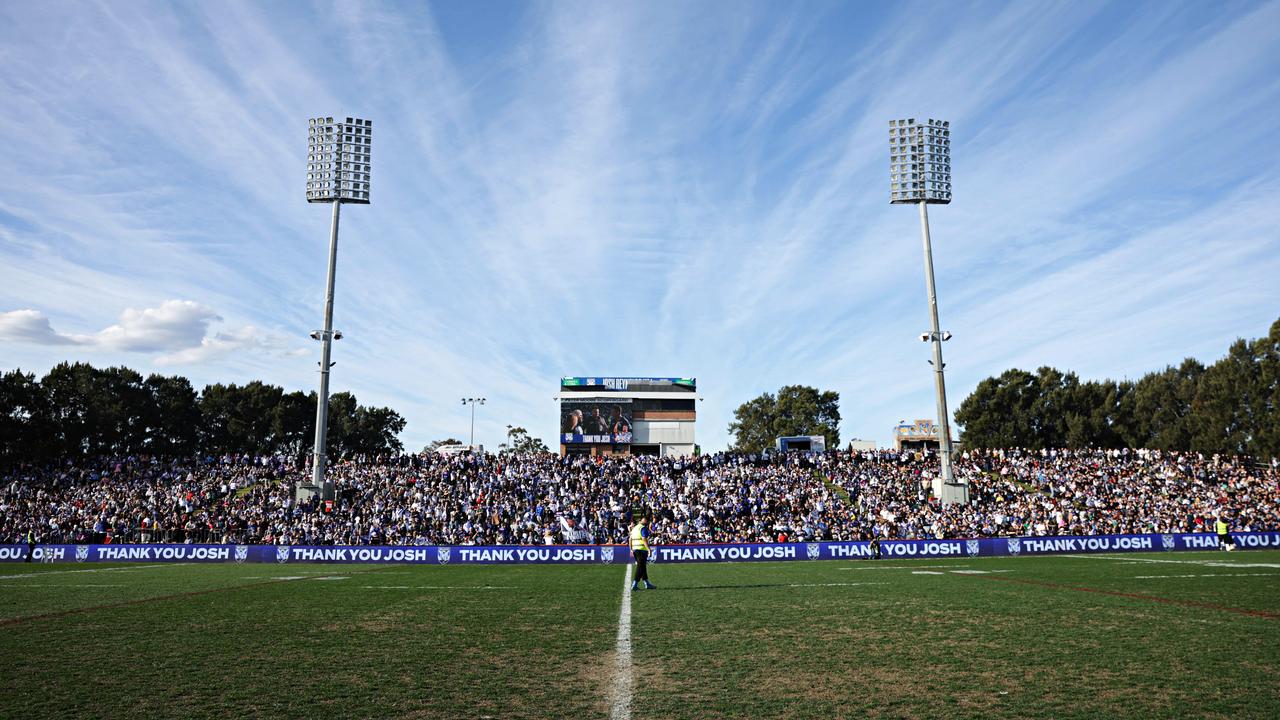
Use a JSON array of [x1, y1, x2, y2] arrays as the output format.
[[0, 309, 86, 346], [155, 324, 308, 365], [0, 300, 304, 366], [94, 300, 220, 352]]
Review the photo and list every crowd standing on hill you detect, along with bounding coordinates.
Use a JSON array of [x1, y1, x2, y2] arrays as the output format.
[[2, 448, 1277, 546]]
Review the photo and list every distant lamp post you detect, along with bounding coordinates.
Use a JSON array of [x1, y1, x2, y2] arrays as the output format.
[[890, 117, 966, 505], [298, 116, 373, 503], [462, 398, 486, 449]]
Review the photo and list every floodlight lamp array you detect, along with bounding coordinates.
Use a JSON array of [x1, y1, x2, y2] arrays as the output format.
[[890, 118, 951, 205], [306, 116, 372, 204]]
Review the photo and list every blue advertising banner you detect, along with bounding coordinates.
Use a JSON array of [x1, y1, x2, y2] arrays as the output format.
[[2, 531, 1278, 565]]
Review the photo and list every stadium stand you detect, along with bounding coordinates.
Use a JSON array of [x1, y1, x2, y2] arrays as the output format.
[[2, 449, 1276, 546]]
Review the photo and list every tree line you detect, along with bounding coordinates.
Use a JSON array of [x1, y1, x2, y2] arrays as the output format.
[[954, 317, 1280, 457], [0, 362, 406, 465]]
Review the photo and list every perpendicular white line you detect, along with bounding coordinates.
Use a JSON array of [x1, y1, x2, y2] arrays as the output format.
[[0, 583, 128, 587], [786, 582, 888, 587], [1133, 573, 1280, 579], [841, 565, 970, 570], [358, 585, 518, 590], [610, 563, 634, 720]]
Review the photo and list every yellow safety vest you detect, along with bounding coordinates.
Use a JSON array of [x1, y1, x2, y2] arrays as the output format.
[[1216, 519, 1229, 535], [630, 524, 649, 552]]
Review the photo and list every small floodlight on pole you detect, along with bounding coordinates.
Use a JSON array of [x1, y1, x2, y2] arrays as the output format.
[[299, 116, 373, 502], [890, 117, 967, 505], [462, 398, 486, 450]]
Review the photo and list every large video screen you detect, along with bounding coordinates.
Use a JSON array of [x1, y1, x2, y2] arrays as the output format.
[[560, 399, 633, 444]]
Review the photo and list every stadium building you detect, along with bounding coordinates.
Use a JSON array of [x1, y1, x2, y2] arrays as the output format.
[[556, 377, 697, 457], [894, 418, 954, 452]]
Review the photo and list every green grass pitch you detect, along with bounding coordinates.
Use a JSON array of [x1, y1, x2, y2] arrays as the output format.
[[1, 551, 1277, 719]]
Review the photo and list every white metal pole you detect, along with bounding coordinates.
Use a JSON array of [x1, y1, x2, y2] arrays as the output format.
[[918, 201, 964, 503], [309, 199, 341, 493], [469, 401, 476, 448]]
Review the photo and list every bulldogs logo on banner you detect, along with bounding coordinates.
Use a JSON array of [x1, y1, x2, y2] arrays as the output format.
[[75, 545, 89, 563], [1161, 534, 1175, 550], [600, 547, 614, 564], [276, 546, 291, 564], [234, 545, 249, 563], [806, 543, 821, 560], [438, 547, 451, 564], [966, 539, 980, 557], [1007, 538, 1021, 556]]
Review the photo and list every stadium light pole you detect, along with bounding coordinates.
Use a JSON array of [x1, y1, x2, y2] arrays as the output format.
[[890, 118, 967, 505], [298, 116, 373, 503], [462, 398, 486, 449]]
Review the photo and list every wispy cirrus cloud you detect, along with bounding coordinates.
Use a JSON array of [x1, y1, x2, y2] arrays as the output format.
[[1, 1, 1277, 450]]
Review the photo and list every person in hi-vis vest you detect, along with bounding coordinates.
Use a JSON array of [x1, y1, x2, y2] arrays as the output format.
[[1216, 515, 1236, 551], [630, 518, 657, 590]]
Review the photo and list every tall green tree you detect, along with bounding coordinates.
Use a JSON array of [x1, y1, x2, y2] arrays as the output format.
[[728, 385, 840, 452], [956, 317, 1280, 458], [143, 374, 201, 456], [0, 370, 50, 464]]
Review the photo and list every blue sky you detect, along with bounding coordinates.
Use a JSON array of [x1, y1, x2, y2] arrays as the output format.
[[2, 0, 1279, 452]]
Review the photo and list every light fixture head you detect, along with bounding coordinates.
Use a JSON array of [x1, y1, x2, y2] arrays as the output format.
[[306, 115, 372, 205], [333, 330, 343, 340], [889, 118, 951, 205], [310, 331, 322, 340]]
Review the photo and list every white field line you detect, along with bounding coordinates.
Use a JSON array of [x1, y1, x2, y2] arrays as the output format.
[[358, 585, 517, 590], [0, 583, 127, 588], [786, 582, 888, 587], [610, 563, 634, 720], [1133, 573, 1280, 579], [1062, 555, 1280, 569], [0, 563, 192, 578], [841, 565, 970, 570]]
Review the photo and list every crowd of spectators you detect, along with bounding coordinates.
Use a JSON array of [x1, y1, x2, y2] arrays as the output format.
[[2, 447, 1277, 546]]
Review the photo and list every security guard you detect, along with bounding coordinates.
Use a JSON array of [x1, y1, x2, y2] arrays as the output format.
[[630, 517, 657, 591], [1216, 515, 1236, 551]]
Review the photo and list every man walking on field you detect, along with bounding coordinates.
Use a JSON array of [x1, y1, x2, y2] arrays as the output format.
[[630, 516, 657, 591]]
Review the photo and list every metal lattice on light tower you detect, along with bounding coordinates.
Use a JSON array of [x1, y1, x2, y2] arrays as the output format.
[[890, 117, 967, 505], [462, 398, 486, 450], [298, 116, 373, 502]]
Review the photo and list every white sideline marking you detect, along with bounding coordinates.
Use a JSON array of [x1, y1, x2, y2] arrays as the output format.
[[311, 576, 350, 581], [1065, 555, 1280, 569], [0, 583, 127, 588], [610, 563, 634, 720], [0, 563, 192, 579], [842, 565, 969, 570], [1134, 573, 1280, 579], [359, 585, 517, 590], [786, 582, 887, 587], [912, 571, 944, 575]]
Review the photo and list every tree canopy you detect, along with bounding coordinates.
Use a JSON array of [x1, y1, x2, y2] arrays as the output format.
[[0, 362, 406, 465], [728, 385, 841, 453], [955, 317, 1280, 457]]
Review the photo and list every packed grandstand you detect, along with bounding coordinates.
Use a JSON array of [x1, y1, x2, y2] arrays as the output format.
[[3, 448, 1277, 547]]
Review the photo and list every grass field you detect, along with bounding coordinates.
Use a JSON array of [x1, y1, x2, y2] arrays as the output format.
[[1, 551, 1278, 719]]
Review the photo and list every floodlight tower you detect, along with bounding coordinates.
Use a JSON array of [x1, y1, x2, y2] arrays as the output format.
[[299, 116, 373, 502], [889, 118, 967, 505], [462, 398, 486, 449]]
